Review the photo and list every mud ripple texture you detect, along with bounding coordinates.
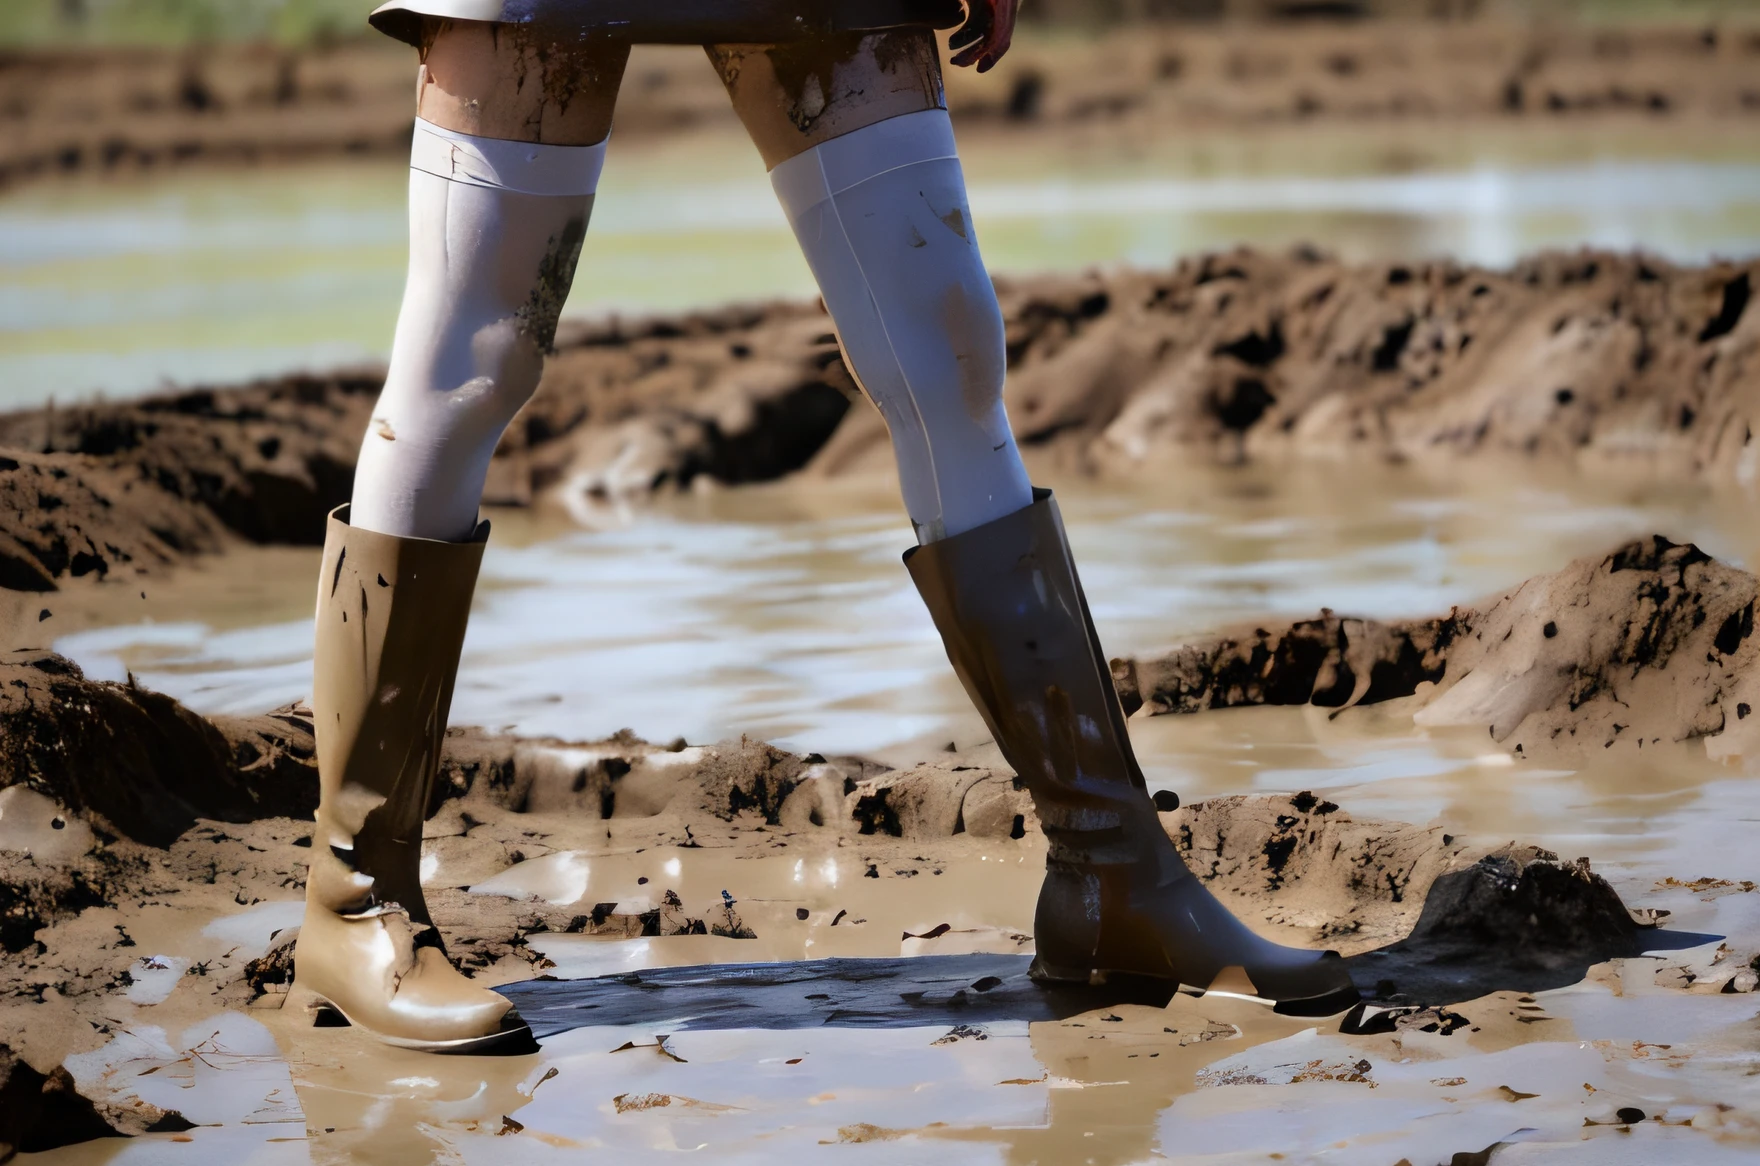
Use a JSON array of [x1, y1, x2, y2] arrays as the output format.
[[0, 527, 1746, 1151]]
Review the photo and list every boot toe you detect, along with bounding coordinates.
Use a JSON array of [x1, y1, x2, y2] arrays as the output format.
[[1250, 950, 1360, 1016]]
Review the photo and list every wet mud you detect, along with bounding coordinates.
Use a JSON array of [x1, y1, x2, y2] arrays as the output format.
[[3, 249, 1756, 600], [1119, 533, 1760, 762], [5, 17, 1759, 189], [0, 569, 1744, 1156]]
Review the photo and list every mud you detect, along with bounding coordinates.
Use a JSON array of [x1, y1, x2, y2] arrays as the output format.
[[0, 368, 373, 598], [5, 18, 1759, 189], [0, 607, 1736, 1155], [1120, 533, 1760, 761], [2, 250, 1755, 599]]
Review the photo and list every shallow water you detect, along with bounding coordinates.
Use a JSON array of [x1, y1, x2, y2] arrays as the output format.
[[51, 460, 1760, 900], [30, 461, 1760, 1164], [4, 120, 1759, 406], [54, 461, 1760, 756]]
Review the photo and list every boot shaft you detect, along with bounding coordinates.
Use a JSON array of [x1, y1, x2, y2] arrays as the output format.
[[310, 506, 487, 920], [905, 489, 1156, 862]]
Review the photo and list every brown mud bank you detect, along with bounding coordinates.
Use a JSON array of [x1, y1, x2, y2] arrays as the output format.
[[4, 16, 1759, 189], [1117, 533, 1760, 762], [1, 248, 1755, 600]]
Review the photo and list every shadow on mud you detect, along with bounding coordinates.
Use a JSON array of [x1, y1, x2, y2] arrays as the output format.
[[502, 919, 1717, 1042], [506, 848, 1718, 1038]]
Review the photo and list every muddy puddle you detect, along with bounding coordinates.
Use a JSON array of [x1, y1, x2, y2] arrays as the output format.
[[21, 462, 1760, 1163], [5, 120, 1759, 406], [51, 460, 1760, 753], [19, 782, 1760, 1165]]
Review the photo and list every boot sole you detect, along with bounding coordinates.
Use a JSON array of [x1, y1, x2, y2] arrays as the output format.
[[288, 985, 540, 1056]]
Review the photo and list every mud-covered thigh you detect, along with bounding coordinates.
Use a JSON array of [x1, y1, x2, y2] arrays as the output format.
[[414, 18, 630, 145], [708, 28, 946, 169]]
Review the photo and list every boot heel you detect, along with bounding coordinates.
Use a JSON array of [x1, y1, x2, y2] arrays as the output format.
[[284, 983, 349, 1026], [1031, 862, 1104, 975]]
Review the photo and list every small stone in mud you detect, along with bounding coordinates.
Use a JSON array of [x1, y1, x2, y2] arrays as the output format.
[[795, 907, 809, 920]]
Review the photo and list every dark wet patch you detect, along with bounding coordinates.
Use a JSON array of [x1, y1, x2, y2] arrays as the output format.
[[517, 214, 589, 354], [1346, 849, 1716, 1006]]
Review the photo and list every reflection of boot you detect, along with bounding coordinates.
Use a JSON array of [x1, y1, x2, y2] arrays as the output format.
[[292, 506, 534, 1053], [907, 490, 1357, 1014]]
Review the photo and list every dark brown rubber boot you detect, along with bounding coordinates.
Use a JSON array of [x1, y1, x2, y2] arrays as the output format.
[[291, 505, 535, 1053], [906, 489, 1357, 1014]]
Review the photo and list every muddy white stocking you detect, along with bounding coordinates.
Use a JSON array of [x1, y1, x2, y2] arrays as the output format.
[[292, 119, 605, 1054], [770, 108, 1034, 544], [350, 118, 605, 541], [776, 110, 1353, 1012]]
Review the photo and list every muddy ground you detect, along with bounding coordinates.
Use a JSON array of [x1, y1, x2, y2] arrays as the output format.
[[4, 16, 1758, 190], [0, 532, 1752, 1154], [0, 248, 1752, 609]]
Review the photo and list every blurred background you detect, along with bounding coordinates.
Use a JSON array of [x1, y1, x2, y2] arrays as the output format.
[[3, 0, 1758, 403], [8, 0, 1760, 762]]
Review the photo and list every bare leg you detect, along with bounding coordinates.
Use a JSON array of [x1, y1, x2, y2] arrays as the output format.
[[416, 19, 625, 145]]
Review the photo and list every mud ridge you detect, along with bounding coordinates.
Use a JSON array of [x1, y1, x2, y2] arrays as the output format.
[[1117, 533, 1760, 760], [4, 251, 1757, 595]]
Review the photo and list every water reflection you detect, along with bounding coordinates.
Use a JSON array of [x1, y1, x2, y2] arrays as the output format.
[[55, 462, 1760, 759]]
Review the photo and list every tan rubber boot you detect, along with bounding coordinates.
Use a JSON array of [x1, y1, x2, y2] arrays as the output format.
[[906, 489, 1358, 1015], [291, 505, 534, 1053]]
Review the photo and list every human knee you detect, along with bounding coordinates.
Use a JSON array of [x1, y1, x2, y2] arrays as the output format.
[[938, 274, 1008, 424]]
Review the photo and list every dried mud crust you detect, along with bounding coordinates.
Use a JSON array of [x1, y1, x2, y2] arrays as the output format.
[[5, 18, 1760, 189], [1116, 533, 1760, 761], [3, 250, 1757, 596]]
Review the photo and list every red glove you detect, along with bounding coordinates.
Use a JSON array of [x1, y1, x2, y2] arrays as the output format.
[[948, 0, 1017, 73]]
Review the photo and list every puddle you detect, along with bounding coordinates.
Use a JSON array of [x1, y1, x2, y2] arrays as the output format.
[[4, 121, 1759, 406], [53, 461, 1760, 755]]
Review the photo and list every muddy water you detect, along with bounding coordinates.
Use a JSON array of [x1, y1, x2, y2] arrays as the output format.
[[26, 463, 1760, 1164], [53, 459, 1760, 754], [16, 113, 1760, 1161], [4, 120, 1759, 405]]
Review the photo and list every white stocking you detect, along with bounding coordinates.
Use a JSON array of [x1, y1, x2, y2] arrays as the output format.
[[771, 108, 1033, 543], [350, 118, 606, 542]]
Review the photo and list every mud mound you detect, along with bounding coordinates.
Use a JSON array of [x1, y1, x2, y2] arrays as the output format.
[[0, 371, 374, 591], [0, 649, 319, 846], [4, 251, 1754, 591], [6, 19, 1758, 189], [0, 1044, 143, 1158], [538, 250, 1760, 509], [1119, 534, 1760, 760], [1164, 789, 1699, 1002]]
